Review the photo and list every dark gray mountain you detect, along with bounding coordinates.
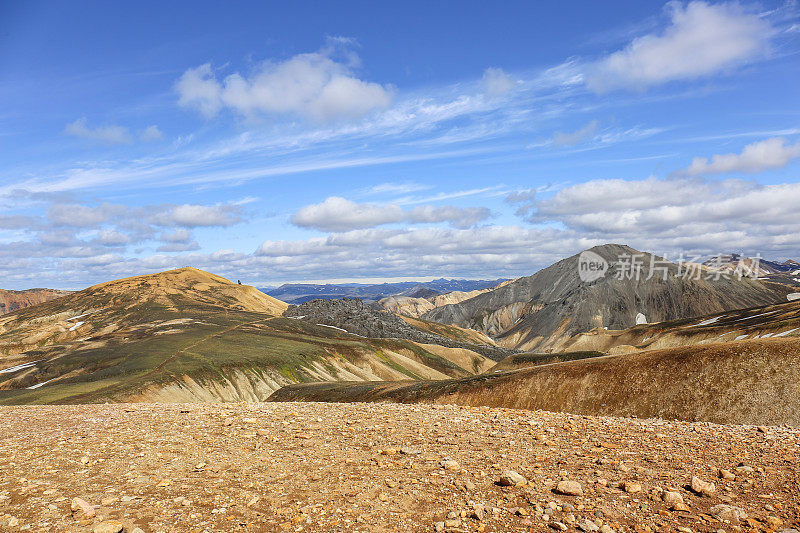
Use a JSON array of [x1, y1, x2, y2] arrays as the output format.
[[424, 244, 794, 352]]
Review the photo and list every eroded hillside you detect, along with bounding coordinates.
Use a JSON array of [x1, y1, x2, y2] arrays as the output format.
[[0, 268, 491, 404]]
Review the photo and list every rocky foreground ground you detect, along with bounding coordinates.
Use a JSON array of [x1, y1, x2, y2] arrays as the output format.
[[0, 403, 798, 533]]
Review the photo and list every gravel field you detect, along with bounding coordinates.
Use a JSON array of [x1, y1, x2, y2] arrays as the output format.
[[0, 402, 798, 532]]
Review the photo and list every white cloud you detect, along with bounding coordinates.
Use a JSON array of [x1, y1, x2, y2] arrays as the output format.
[[156, 241, 200, 252], [482, 67, 517, 96], [587, 1, 772, 91], [64, 118, 133, 144], [175, 44, 393, 122], [140, 125, 164, 142], [291, 197, 404, 232], [530, 176, 800, 252], [48, 203, 123, 227], [95, 230, 130, 246], [150, 204, 243, 228], [675, 137, 800, 176], [406, 205, 491, 229], [290, 196, 491, 232], [160, 228, 193, 243], [550, 120, 600, 147]]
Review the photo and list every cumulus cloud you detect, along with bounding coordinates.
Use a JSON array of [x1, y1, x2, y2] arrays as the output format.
[[482, 67, 517, 96], [290, 196, 491, 232], [550, 120, 600, 147], [64, 118, 133, 144], [505, 188, 538, 216], [175, 43, 393, 122], [674, 137, 800, 176], [48, 203, 124, 227], [160, 228, 193, 243], [291, 197, 403, 232], [406, 205, 491, 229], [156, 241, 200, 252], [529, 176, 800, 253], [587, 1, 772, 91], [150, 204, 243, 228], [95, 230, 131, 246]]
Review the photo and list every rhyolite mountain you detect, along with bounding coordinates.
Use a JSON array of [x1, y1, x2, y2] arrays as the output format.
[[424, 244, 794, 352], [0, 268, 493, 404], [271, 297, 800, 426], [0, 288, 71, 315]]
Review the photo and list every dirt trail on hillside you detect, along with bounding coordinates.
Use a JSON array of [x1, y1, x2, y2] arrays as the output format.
[[1, 403, 798, 532]]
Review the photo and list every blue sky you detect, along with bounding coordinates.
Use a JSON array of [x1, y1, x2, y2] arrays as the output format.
[[1, 1, 799, 289]]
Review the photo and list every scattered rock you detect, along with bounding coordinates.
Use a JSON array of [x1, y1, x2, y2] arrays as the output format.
[[70, 497, 95, 518], [710, 504, 748, 523], [498, 469, 527, 486], [93, 521, 124, 533], [400, 447, 421, 455], [578, 519, 600, 532], [440, 459, 460, 471], [620, 481, 642, 493], [718, 469, 736, 480], [550, 521, 568, 531], [555, 480, 583, 496], [662, 490, 688, 511], [690, 476, 716, 496]]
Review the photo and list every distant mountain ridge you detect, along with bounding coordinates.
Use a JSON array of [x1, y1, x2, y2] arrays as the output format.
[[0, 288, 71, 315], [424, 244, 794, 352], [263, 278, 507, 304]]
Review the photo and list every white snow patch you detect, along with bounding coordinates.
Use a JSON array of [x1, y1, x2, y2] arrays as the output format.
[[734, 334, 749, 341], [67, 312, 90, 321], [0, 361, 38, 374], [68, 321, 85, 332], [635, 313, 647, 325], [738, 310, 780, 321], [693, 316, 723, 327], [774, 328, 799, 337], [27, 378, 56, 390], [787, 293, 800, 301], [315, 324, 365, 337]]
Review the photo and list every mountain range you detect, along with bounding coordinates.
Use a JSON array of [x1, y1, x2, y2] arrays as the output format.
[[1, 244, 798, 426], [262, 277, 506, 304]]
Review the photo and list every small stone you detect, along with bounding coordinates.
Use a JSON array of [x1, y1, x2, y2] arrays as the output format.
[[471, 504, 485, 520], [757, 426, 768, 433], [400, 447, 421, 455], [93, 521, 124, 533], [8, 517, 19, 527], [719, 469, 736, 481], [677, 528, 692, 533], [662, 490, 688, 511], [690, 476, 716, 496], [440, 459, 460, 471], [599, 525, 615, 533], [765, 516, 783, 528], [620, 481, 642, 493], [71, 497, 95, 518], [101, 497, 119, 506], [578, 519, 600, 532], [710, 504, 748, 523], [550, 521, 568, 531], [498, 469, 527, 486], [131, 527, 144, 533], [555, 480, 583, 496]]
